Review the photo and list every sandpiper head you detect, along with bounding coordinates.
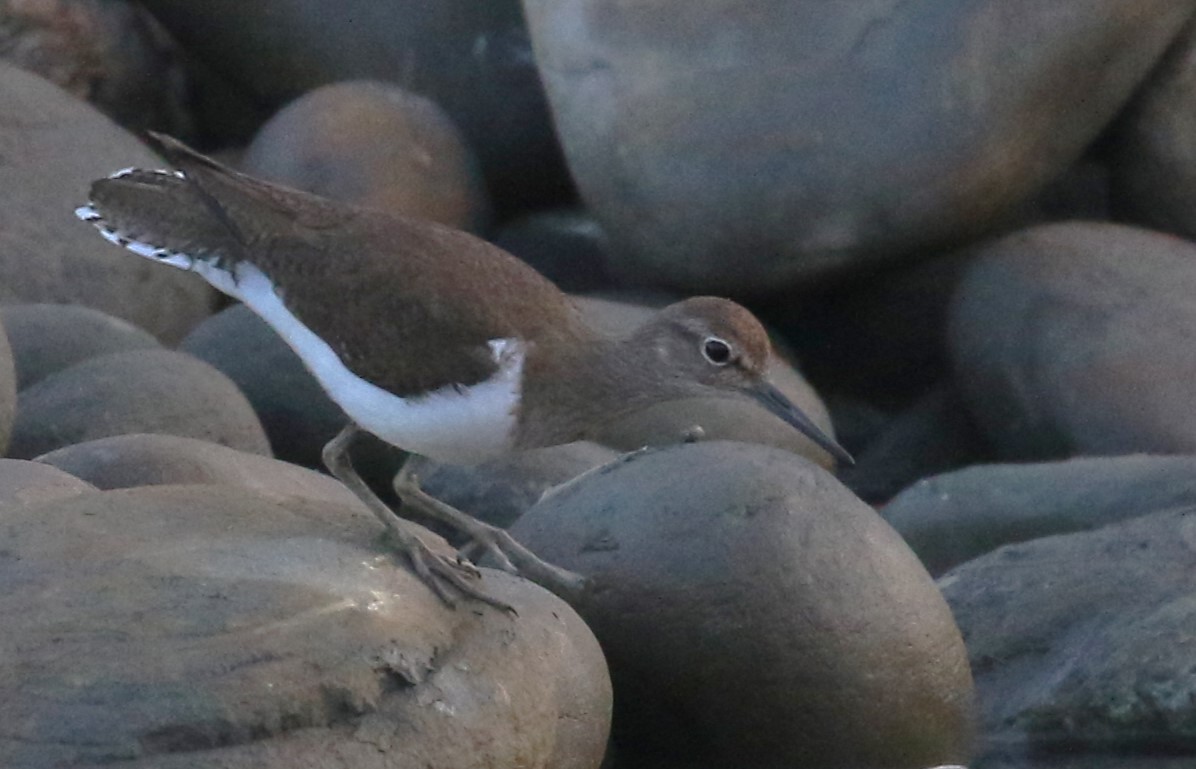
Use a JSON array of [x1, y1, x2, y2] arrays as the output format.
[[636, 297, 854, 465]]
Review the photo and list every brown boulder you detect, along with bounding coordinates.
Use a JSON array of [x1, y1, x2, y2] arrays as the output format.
[[242, 80, 490, 232], [0, 483, 611, 768], [0, 458, 94, 508]]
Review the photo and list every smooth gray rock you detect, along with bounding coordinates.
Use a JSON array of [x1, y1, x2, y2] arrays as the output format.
[[524, 0, 1194, 291], [950, 221, 1196, 459], [1, 303, 160, 390], [885, 454, 1196, 575], [10, 349, 271, 459], [513, 441, 974, 769]]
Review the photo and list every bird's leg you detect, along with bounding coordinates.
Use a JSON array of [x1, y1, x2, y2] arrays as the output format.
[[392, 458, 588, 598], [322, 424, 513, 612]]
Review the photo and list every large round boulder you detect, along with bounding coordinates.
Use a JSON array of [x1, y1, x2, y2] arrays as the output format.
[[242, 80, 490, 232], [523, 0, 1193, 291], [950, 221, 1196, 459], [512, 441, 974, 769], [0, 483, 611, 768], [0, 62, 215, 343]]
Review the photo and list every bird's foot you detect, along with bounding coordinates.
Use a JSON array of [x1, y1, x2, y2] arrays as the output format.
[[394, 468, 587, 599], [388, 529, 515, 613], [323, 424, 513, 612]]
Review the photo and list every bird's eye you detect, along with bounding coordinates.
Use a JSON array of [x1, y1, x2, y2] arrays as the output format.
[[702, 336, 733, 366]]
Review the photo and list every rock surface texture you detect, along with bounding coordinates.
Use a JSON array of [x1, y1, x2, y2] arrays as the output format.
[[943, 508, 1196, 766], [523, 0, 1194, 292], [512, 441, 974, 769], [9, 349, 271, 459], [0, 482, 612, 769], [950, 221, 1196, 459]]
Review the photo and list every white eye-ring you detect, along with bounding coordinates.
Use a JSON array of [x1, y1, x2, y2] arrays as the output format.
[[702, 336, 733, 366]]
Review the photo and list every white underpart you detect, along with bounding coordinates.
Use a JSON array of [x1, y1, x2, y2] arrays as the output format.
[[73, 202, 523, 463], [236, 264, 524, 463]]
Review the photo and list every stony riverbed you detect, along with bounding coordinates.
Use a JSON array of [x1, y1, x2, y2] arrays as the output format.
[[2, 3, 1196, 769]]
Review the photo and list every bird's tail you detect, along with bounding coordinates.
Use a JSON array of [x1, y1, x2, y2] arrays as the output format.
[[76, 132, 350, 274], [75, 162, 242, 271]]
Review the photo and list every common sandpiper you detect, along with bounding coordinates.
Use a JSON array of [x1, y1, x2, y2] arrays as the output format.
[[75, 133, 852, 608]]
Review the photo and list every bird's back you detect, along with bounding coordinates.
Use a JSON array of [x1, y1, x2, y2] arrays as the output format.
[[81, 134, 584, 397]]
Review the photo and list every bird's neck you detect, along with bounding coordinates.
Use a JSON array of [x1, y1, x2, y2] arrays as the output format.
[[513, 324, 681, 449]]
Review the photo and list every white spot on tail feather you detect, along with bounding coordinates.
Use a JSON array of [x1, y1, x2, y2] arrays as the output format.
[[76, 204, 196, 269], [108, 167, 184, 180], [75, 205, 101, 222]]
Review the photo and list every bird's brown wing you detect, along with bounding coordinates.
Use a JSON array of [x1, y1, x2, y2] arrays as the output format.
[[127, 133, 580, 398]]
